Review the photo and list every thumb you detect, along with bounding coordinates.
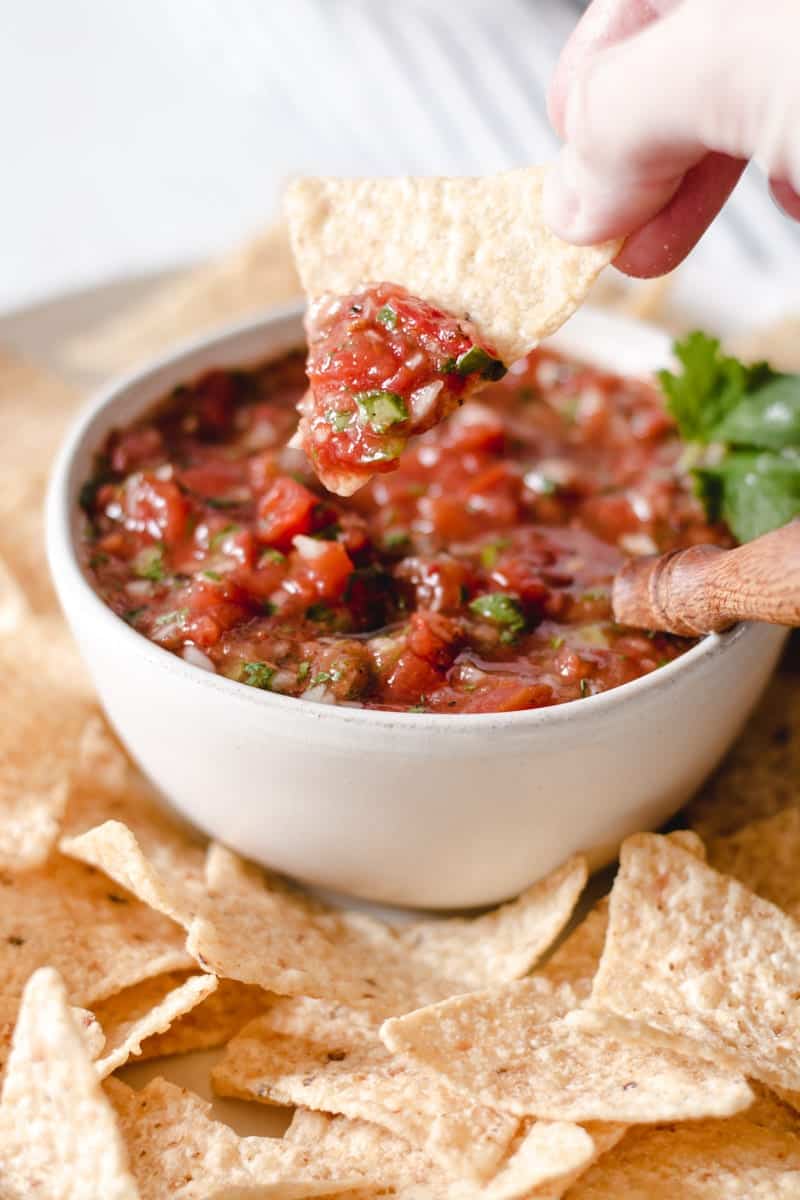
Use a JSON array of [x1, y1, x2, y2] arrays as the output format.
[[544, 0, 800, 245]]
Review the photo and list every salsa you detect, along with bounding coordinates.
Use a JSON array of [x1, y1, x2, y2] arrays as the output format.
[[299, 283, 506, 495], [81, 345, 729, 714]]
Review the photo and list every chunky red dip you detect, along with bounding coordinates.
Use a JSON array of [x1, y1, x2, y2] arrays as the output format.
[[81, 346, 729, 714], [299, 283, 506, 495]]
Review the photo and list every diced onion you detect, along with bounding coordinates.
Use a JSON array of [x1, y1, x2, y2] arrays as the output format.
[[182, 646, 215, 672], [293, 534, 328, 560], [410, 380, 443, 422], [620, 532, 658, 556], [302, 684, 335, 704]]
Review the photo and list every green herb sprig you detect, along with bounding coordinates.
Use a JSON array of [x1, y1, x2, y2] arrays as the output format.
[[659, 332, 800, 542]]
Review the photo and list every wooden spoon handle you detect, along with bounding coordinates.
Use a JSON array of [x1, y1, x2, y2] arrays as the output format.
[[612, 520, 800, 635]]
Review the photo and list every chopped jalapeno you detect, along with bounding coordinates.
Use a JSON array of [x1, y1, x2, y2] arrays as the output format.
[[354, 390, 408, 434], [326, 409, 353, 432], [455, 346, 507, 381], [375, 304, 398, 330]]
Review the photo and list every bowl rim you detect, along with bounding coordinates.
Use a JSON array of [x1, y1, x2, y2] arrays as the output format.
[[47, 301, 750, 736]]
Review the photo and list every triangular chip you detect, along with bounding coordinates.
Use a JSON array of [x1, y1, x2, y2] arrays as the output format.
[[187, 845, 585, 1017], [0, 853, 192, 1010], [381, 975, 751, 1123], [105, 1076, 358, 1200], [286, 169, 620, 365], [213, 995, 519, 1179], [137, 977, 271, 1060], [589, 833, 800, 1094], [707, 807, 800, 918], [284, 1108, 603, 1200], [60, 717, 207, 929], [91, 973, 217, 1077], [0, 967, 139, 1199], [565, 1113, 800, 1198], [0, 617, 94, 871]]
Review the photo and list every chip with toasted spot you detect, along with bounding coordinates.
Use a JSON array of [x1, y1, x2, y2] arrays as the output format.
[[0, 968, 139, 1199], [590, 832, 800, 1094], [212, 995, 519, 1180], [91, 973, 217, 1077], [0, 854, 193, 1010], [105, 1076, 361, 1200], [0, 617, 94, 871], [286, 170, 619, 365], [187, 845, 586, 1017], [137, 977, 271, 1060], [284, 1107, 603, 1200], [707, 806, 800, 918], [381, 976, 751, 1123], [564, 1113, 800, 1198]]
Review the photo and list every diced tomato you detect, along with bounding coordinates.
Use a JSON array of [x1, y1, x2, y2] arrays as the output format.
[[290, 539, 354, 602], [122, 473, 188, 545], [193, 369, 237, 436], [184, 577, 251, 648], [110, 427, 164, 473], [407, 611, 461, 668], [179, 459, 246, 500], [459, 678, 554, 713], [256, 477, 317, 548], [383, 651, 442, 705]]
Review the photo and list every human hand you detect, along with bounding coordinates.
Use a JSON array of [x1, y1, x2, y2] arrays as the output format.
[[543, 0, 800, 277]]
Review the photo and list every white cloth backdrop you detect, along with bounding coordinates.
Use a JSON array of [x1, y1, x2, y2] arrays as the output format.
[[2, 0, 799, 329]]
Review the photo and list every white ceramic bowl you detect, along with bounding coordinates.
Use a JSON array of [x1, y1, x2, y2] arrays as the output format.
[[47, 305, 787, 908]]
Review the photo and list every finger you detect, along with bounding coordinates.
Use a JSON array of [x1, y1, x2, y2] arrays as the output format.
[[614, 152, 747, 277], [548, 0, 677, 137], [770, 178, 800, 222]]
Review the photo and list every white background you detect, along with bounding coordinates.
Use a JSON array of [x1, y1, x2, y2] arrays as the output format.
[[2, 0, 799, 329]]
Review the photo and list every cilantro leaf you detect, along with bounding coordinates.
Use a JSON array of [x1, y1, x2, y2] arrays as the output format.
[[710, 375, 800, 451], [695, 450, 800, 544], [658, 333, 754, 441], [658, 333, 800, 542]]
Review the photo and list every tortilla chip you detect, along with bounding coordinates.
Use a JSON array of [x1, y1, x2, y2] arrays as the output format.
[[0, 853, 193, 1010], [0, 968, 138, 1199], [0, 352, 83, 612], [137, 977, 271, 1060], [91, 973, 216, 1077], [284, 1108, 602, 1200], [684, 671, 800, 839], [565, 1114, 800, 1198], [706, 807, 800, 918], [382, 974, 751, 1124], [0, 617, 95, 871], [105, 1076, 356, 1200], [63, 220, 301, 376], [285, 170, 620, 365], [187, 845, 586, 1017], [60, 717, 208, 928], [213, 996, 519, 1180], [589, 833, 800, 1094], [0, 556, 31, 634]]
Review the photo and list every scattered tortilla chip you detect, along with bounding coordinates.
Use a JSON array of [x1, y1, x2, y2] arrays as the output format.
[[286, 169, 619, 366], [137, 977, 271, 1060], [0, 617, 95, 871], [91, 973, 217, 1077], [565, 1113, 800, 1198], [60, 717, 208, 928], [0, 967, 138, 1199], [63, 220, 301, 376], [105, 1076, 357, 1200], [382, 974, 751, 1123], [213, 995, 519, 1180], [0, 556, 31, 634], [188, 845, 586, 1017], [706, 807, 800, 918], [0, 352, 82, 612], [589, 833, 800, 1094], [684, 671, 800, 838], [0, 853, 193, 1010], [284, 1108, 603, 1200]]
